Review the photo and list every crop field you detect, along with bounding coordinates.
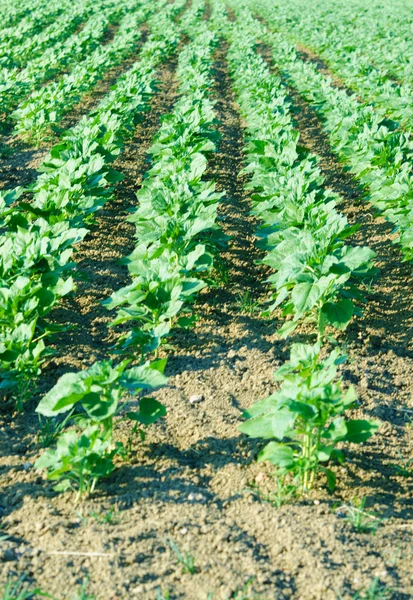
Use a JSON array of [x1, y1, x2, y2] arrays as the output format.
[[1, 0, 413, 598]]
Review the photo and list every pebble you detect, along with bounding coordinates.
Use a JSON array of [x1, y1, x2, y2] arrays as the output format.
[[189, 394, 204, 404]]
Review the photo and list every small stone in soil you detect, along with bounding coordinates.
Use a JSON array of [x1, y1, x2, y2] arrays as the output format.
[[189, 394, 204, 404]]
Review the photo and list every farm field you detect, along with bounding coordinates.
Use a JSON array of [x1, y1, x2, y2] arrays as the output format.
[[1, 0, 413, 598]]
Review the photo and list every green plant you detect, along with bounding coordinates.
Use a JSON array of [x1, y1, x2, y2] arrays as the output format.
[[37, 411, 75, 447], [35, 359, 167, 499], [248, 474, 297, 507], [0, 1, 184, 405], [239, 342, 379, 492], [236, 291, 260, 315], [71, 579, 95, 600], [88, 507, 122, 525], [164, 537, 197, 574], [337, 577, 392, 599], [156, 590, 171, 600], [1, 577, 54, 600], [338, 497, 383, 534], [394, 454, 413, 478]]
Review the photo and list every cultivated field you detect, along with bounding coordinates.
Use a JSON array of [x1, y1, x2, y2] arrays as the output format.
[[1, 0, 413, 598]]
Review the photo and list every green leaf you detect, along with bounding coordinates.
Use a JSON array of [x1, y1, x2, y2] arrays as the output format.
[[36, 372, 90, 416], [127, 397, 166, 425], [342, 419, 380, 443], [257, 442, 295, 468], [291, 282, 323, 315], [321, 299, 354, 330], [322, 467, 337, 491], [277, 319, 299, 338], [238, 414, 275, 439], [82, 393, 118, 421], [121, 360, 168, 391]]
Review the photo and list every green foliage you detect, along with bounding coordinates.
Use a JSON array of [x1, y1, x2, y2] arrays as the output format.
[[105, 27, 224, 356], [337, 497, 384, 534], [0, 2, 182, 406], [223, 21, 376, 339], [251, 0, 413, 262], [164, 537, 197, 575], [1, 577, 54, 600], [35, 359, 167, 499], [239, 343, 379, 492]]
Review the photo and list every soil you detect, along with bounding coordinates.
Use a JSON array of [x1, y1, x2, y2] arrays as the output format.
[[1, 12, 413, 600]]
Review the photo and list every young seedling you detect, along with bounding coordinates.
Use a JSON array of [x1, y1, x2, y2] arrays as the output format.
[[239, 343, 380, 493], [88, 507, 122, 525], [156, 589, 171, 600], [164, 537, 197, 575], [248, 473, 297, 508], [35, 359, 167, 500], [71, 579, 95, 600], [236, 291, 260, 315], [231, 577, 262, 600], [338, 577, 392, 600], [1, 577, 54, 600], [338, 497, 383, 534]]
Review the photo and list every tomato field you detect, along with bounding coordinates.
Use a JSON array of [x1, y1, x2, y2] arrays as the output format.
[[1, 0, 413, 598]]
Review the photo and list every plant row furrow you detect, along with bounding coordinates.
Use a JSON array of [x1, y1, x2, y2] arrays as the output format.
[[207, 1, 379, 494], [11, 2, 151, 144], [248, 0, 413, 262], [0, 3, 119, 123], [0, 0, 184, 407], [33, 0, 228, 499]]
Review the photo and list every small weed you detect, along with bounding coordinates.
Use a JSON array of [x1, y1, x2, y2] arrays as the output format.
[[393, 453, 413, 478], [208, 258, 230, 287], [37, 412, 73, 448], [71, 579, 95, 600], [337, 577, 392, 599], [0, 142, 12, 159], [88, 507, 121, 525], [1, 577, 54, 600], [164, 537, 197, 574], [74, 507, 121, 526], [156, 589, 171, 600], [236, 291, 260, 314], [336, 497, 383, 534], [231, 577, 259, 599], [248, 474, 297, 508]]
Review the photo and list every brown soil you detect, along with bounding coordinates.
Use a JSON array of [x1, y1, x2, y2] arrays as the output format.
[[0, 140, 48, 190], [1, 21, 413, 600]]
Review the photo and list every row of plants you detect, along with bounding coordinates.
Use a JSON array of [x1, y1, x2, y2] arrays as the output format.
[[209, 1, 379, 494], [0, 0, 86, 69], [34, 0, 226, 499], [0, 0, 70, 52], [249, 0, 413, 262], [11, 0, 152, 144], [0, 2, 118, 123], [258, 0, 413, 122], [0, 0, 184, 409], [0, 0, 54, 32]]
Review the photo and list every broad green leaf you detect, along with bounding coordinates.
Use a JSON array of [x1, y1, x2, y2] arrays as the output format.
[[257, 442, 295, 468], [127, 397, 166, 425], [321, 299, 354, 330], [342, 419, 381, 444]]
